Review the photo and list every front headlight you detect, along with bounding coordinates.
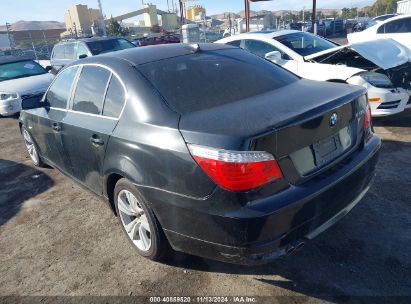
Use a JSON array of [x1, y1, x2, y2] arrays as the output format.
[[0, 92, 19, 101], [359, 72, 393, 88]]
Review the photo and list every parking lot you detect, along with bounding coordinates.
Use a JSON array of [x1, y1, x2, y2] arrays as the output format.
[[0, 109, 410, 301]]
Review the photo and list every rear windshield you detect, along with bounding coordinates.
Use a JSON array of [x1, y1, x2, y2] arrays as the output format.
[[86, 39, 135, 55], [0, 60, 47, 82], [138, 48, 299, 114]]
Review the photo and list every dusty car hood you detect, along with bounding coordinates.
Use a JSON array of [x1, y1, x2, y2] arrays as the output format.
[[305, 39, 410, 70], [0, 73, 53, 95]]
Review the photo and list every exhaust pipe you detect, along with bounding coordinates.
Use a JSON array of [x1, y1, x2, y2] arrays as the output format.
[[285, 245, 295, 255], [295, 241, 305, 251]]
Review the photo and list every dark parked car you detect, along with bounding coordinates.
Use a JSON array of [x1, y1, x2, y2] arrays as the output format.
[[19, 44, 381, 265], [50, 37, 135, 72]]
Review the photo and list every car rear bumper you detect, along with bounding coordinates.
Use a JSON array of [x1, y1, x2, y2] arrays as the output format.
[[142, 135, 381, 265], [406, 94, 411, 109]]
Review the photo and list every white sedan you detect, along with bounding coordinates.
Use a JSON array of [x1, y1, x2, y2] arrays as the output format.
[[217, 30, 411, 116], [0, 57, 53, 116], [348, 14, 411, 50]]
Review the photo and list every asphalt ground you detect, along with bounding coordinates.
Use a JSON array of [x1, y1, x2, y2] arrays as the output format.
[[0, 109, 410, 302]]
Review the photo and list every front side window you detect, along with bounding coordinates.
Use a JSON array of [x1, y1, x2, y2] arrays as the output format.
[[77, 43, 90, 58], [103, 76, 125, 117], [274, 32, 337, 57], [72, 66, 111, 114], [0, 60, 47, 82], [45, 66, 79, 109], [244, 40, 280, 58], [86, 39, 135, 55]]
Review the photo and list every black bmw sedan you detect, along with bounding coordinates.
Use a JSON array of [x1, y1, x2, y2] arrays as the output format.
[[19, 43, 381, 265]]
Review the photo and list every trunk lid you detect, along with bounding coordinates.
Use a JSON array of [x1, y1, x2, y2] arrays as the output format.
[[179, 79, 366, 184]]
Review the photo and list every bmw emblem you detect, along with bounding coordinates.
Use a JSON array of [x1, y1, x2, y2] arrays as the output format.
[[329, 113, 338, 127]]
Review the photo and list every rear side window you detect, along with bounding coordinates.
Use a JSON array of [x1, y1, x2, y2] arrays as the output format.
[[138, 48, 298, 114], [383, 18, 411, 33], [72, 66, 111, 114], [45, 66, 79, 109], [64, 43, 76, 59], [53, 45, 64, 59], [227, 40, 241, 47], [103, 76, 125, 117]]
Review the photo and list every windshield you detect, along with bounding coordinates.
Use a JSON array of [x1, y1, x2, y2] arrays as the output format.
[[138, 48, 299, 115], [0, 60, 47, 82], [274, 32, 337, 57], [86, 39, 135, 55]]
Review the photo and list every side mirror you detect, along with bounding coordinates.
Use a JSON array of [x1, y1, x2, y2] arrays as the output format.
[[78, 54, 88, 59], [21, 95, 45, 110], [265, 51, 283, 64], [45, 66, 53, 72]]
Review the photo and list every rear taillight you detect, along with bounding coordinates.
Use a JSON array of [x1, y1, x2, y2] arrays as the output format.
[[363, 103, 373, 141], [188, 144, 283, 192]]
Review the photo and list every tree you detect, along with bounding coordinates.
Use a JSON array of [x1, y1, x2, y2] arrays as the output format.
[[363, 0, 397, 17], [107, 17, 128, 37]]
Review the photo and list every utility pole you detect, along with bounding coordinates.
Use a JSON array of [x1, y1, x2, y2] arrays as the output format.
[[245, 0, 250, 32], [312, 0, 317, 35], [179, 0, 184, 25], [97, 0, 107, 36], [5, 22, 15, 49]]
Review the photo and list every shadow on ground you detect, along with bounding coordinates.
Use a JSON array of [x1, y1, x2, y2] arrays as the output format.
[[0, 159, 54, 226], [163, 139, 411, 299], [373, 108, 411, 128]]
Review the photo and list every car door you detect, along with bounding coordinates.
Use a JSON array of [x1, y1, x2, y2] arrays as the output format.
[[61, 65, 124, 194], [33, 66, 80, 170], [377, 18, 411, 49]]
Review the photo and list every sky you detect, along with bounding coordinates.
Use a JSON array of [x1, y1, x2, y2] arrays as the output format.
[[0, 0, 376, 24]]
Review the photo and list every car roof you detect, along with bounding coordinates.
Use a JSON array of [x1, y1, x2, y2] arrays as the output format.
[[226, 30, 303, 39], [57, 37, 127, 45], [372, 13, 398, 20], [379, 13, 411, 23], [78, 43, 236, 66], [0, 56, 33, 65]]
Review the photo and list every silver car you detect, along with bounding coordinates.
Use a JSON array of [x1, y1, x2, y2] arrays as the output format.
[[0, 57, 53, 116]]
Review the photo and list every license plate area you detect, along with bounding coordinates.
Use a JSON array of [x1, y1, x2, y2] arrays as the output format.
[[313, 126, 352, 167]]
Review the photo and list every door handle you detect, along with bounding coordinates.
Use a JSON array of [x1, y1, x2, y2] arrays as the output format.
[[52, 123, 61, 132], [90, 135, 104, 146]]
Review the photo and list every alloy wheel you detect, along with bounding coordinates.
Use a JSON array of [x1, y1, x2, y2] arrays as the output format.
[[117, 189, 151, 252], [23, 129, 39, 165]]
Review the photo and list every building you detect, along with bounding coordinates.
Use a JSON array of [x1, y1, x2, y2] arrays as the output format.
[[63, 4, 102, 37], [143, 4, 159, 27], [187, 5, 206, 21], [397, 0, 411, 14], [161, 13, 178, 31]]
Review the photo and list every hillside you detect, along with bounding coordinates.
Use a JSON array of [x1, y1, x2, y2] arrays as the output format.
[[0, 21, 65, 31]]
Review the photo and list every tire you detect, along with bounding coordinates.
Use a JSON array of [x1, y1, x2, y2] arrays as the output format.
[[114, 178, 169, 261], [22, 126, 45, 167]]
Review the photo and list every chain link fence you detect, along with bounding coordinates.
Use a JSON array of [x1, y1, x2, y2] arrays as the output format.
[[0, 29, 64, 60]]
